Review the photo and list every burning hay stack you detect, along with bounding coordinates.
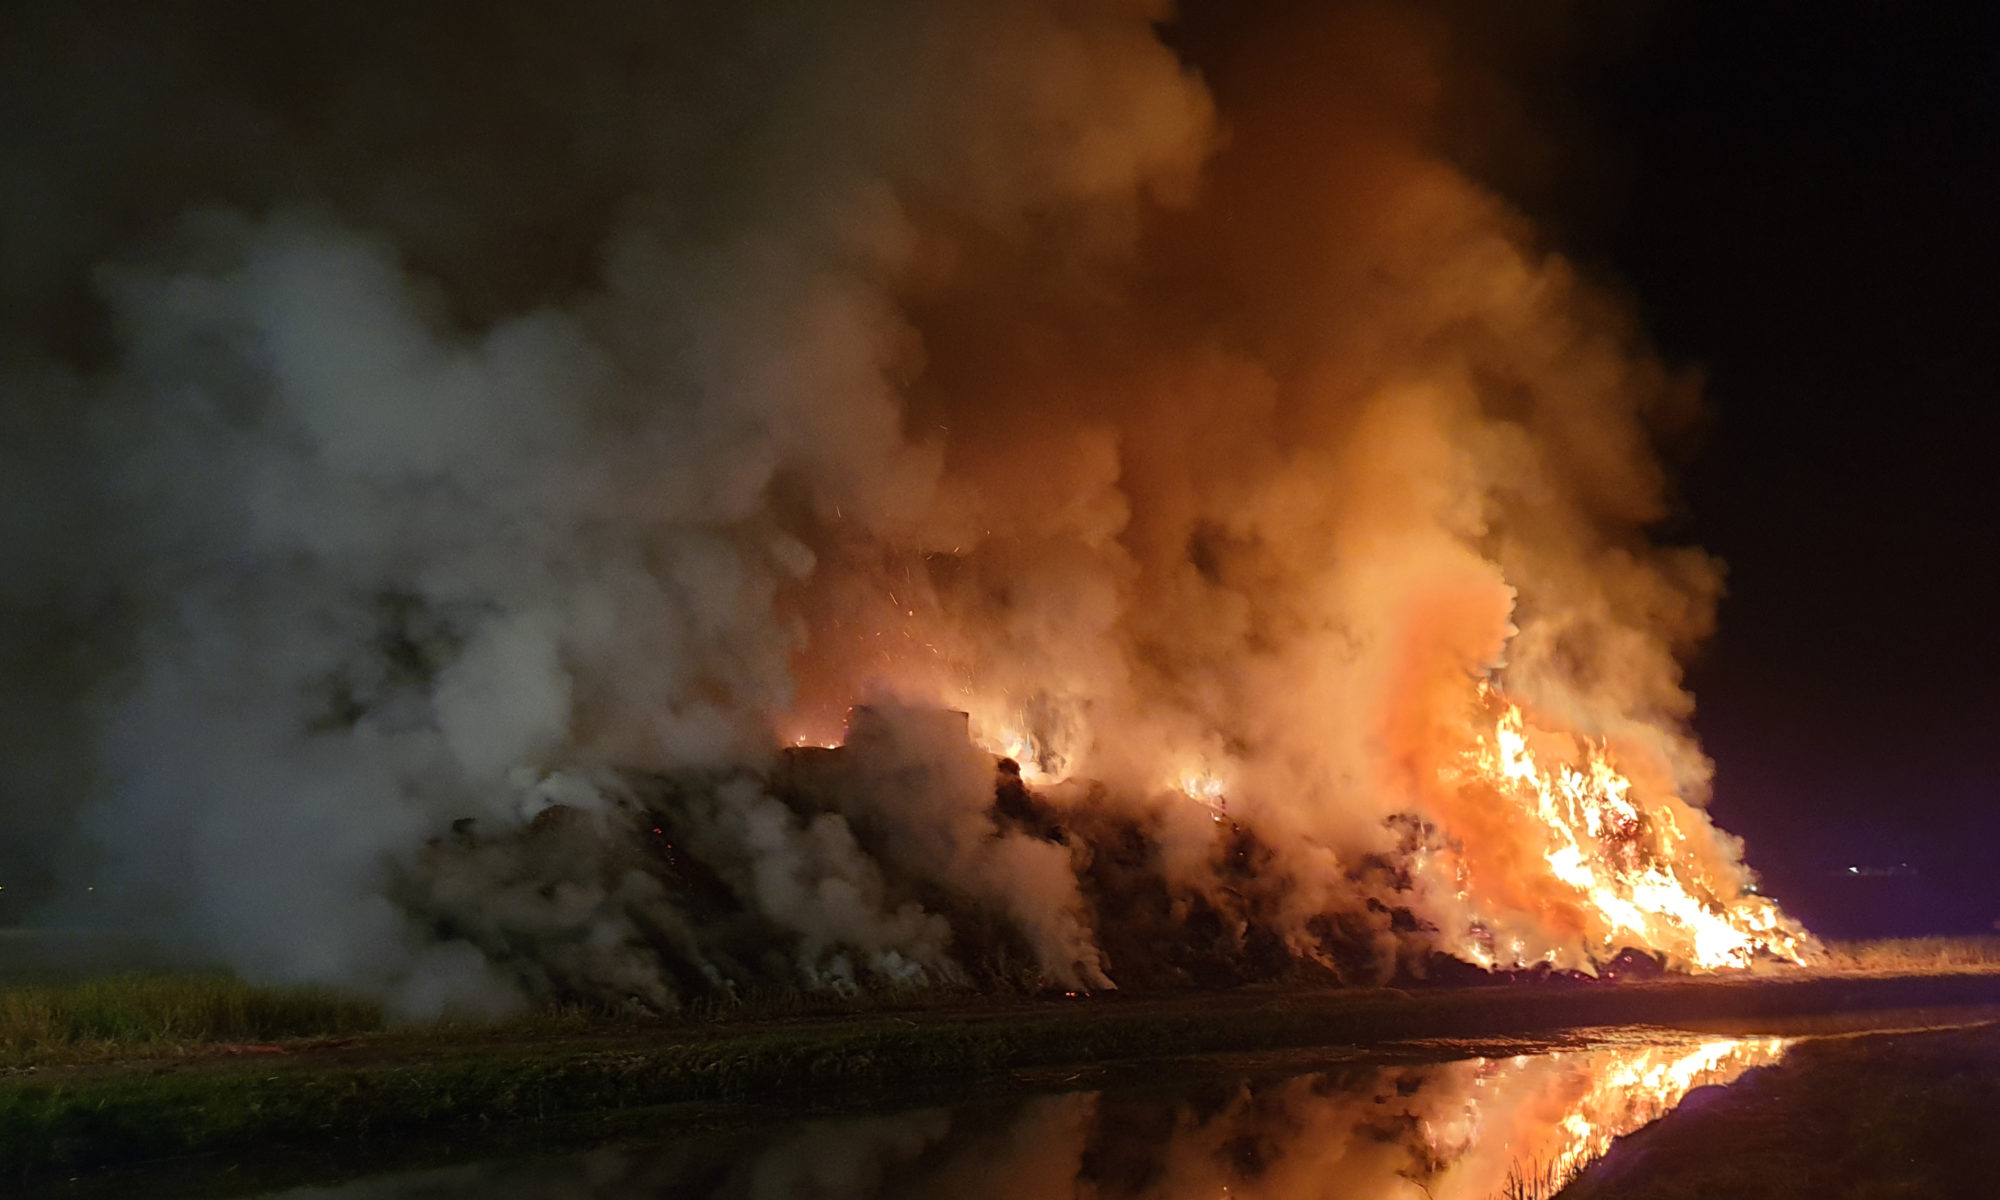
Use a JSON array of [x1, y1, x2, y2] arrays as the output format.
[[1, 1, 1811, 1016], [403, 702, 1808, 1012]]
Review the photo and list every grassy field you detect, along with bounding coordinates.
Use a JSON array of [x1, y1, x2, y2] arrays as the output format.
[[4, 936, 1993, 1063], [1814, 934, 2000, 975], [0, 975, 382, 1063], [5, 947, 2000, 1184]]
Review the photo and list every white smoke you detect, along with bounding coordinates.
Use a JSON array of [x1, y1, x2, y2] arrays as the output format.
[[0, 0, 1213, 1014]]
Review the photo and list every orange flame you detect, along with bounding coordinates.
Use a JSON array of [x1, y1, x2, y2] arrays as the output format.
[[965, 701, 1077, 787], [1440, 685, 1814, 971], [1172, 767, 1230, 823]]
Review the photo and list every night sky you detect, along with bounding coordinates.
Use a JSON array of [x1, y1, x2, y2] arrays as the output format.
[[1572, 2, 2000, 937]]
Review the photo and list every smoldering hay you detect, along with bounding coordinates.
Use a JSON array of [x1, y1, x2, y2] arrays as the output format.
[[0, 0, 1813, 1015]]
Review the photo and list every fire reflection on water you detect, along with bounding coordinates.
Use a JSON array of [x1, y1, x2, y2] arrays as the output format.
[[1022, 1035, 1792, 1200], [1404, 1036, 1791, 1197], [260, 1036, 1788, 1199]]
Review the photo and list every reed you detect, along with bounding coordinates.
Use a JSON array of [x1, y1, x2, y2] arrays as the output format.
[[0, 974, 381, 1062], [1818, 936, 2000, 975]]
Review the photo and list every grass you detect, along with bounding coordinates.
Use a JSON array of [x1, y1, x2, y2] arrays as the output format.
[[0, 974, 981, 1067], [6, 937, 1998, 1066], [0, 975, 382, 1064], [1816, 935, 2000, 975], [1502, 1158, 1578, 1200]]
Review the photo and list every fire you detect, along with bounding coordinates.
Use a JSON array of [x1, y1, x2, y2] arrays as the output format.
[[1175, 768, 1229, 821], [965, 701, 1077, 787], [785, 671, 1812, 981], [778, 718, 845, 750], [1441, 686, 1813, 971], [994, 728, 1062, 785]]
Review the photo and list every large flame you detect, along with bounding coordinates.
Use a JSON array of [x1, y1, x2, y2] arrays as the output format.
[[888, 665, 1814, 978], [1438, 685, 1814, 971]]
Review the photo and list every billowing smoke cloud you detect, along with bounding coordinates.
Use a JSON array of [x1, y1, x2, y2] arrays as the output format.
[[0, 1, 1797, 1014]]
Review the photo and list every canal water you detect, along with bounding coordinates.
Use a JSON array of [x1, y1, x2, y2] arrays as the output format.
[[236, 1030, 1787, 1200]]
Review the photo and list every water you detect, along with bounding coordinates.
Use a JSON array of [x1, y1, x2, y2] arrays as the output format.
[[239, 1031, 1788, 1200]]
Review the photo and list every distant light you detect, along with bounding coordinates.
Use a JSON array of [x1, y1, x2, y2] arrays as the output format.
[[1848, 866, 1860, 874]]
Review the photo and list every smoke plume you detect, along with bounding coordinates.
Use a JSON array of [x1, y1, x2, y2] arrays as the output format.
[[0, 1, 1798, 1014]]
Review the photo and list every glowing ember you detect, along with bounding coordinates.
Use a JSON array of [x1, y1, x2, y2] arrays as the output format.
[[968, 711, 1074, 786], [779, 721, 845, 750], [996, 729, 1053, 784], [1440, 685, 1814, 971]]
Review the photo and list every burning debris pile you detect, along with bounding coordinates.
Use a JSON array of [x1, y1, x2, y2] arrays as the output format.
[[1, 1, 1813, 1015], [1439, 691, 1809, 972], [400, 701, 1807, 1010]]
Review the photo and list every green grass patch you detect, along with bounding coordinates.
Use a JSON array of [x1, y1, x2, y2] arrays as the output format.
[[0, 975, 382, 1063]]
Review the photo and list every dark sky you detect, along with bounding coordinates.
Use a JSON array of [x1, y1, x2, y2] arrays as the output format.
[[1576, 1, 2000, 937]]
